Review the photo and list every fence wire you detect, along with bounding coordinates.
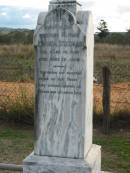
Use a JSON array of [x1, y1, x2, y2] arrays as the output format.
[[0, 57, 130, 119], [94, 57, 130, 115]]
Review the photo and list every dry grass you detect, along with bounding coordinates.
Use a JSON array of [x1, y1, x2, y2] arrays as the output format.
[[0, 43, 130, 61], [0, 44, 34, 58], [0, 44, 129, 172], [94, 82, 130, 114], [0, 43, 130, 59], [0, 82, 34, 101], [95, 44, 130, 83], [0, 82, 34, 125], [0, 44, 34, 82], [0, 82, 130, 122], [0, 43, 130, 82], [0, 43, 130, 122], [95, 43, 130, 59]]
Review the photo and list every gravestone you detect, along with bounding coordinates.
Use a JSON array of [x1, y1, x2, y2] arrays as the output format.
[[23, 0, 101, 173]]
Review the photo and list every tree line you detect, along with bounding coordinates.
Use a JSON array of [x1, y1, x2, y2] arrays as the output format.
[[96, 19, 130, 44], [0, 29, 34, 44], [0, 21, 130, 45]]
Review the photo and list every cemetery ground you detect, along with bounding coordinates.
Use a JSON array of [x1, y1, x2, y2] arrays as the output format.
[[0, 123, 129, 173], [0, 43, 130, 173]]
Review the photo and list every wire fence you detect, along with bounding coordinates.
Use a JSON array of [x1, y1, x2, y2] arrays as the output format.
[[0, 65, 34, 124], [94, 59, 130, 117], [0, 60, 130, 124], [0, 66, 34, 82]]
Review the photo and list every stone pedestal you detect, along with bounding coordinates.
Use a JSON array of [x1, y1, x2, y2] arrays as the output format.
[[23, 145, 101, 173]]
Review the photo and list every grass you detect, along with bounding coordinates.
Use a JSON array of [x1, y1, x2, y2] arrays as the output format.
[[0, 43, 130, 124], [94, 129, 130, 173], [0, 82, 34, 125], [94, 82, 130, 121], [95, 44, 130, 83], [0, 124, 33, 173], [0, 125, 130, 173], [0, 43, 130, 172], [0, 44, 130, 82], [0, 44, 130, 121], [0, 44, 34, 82], [0, 82, 130, 125]]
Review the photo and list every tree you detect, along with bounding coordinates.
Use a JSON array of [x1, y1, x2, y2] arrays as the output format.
[[97, 19, 109, 39], [125, 27, 130, 44], [127, 27, 130, 33]]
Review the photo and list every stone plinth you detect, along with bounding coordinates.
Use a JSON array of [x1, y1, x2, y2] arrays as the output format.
[[23, 145, 101, 173]]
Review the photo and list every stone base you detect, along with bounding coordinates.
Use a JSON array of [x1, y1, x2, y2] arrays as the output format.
[[23, 145, 101, 173]]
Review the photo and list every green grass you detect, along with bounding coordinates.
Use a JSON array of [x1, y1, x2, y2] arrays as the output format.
[[94, 130, 130, 173], [0, 125, 130, 173], [0, 124, 33, 173]]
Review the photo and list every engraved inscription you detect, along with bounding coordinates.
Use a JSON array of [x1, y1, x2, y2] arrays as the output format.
[[34, 5, 93, 159], [37, 10, 84, 96]]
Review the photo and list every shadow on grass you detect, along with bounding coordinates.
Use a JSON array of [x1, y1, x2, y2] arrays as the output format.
[[94, 111, 130, 130]]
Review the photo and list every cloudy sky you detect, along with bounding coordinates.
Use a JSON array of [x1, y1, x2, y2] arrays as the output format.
[[0, 0, 130, 31]]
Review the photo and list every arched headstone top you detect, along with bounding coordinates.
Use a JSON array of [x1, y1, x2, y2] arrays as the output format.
[[44, 7, 77, 28]]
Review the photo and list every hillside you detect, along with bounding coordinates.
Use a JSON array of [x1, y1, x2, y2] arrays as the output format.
[[0, 27, 34, 44], [0, 27, 130, 45]]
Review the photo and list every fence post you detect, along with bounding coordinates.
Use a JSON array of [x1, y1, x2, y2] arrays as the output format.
[[102, 66, 111, 134]]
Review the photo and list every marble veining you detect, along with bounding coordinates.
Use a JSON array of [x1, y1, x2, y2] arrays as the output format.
[[23, 1, 101, 173], [23, 145, 101, 173], [34, 6, 93, 158], [32, 0, 94, 159]]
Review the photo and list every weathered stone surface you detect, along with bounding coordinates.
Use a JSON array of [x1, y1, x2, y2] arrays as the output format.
[[23, 145, 101, 173], [33, 0, 94, 159], [23, 1, 102, 173], [49, 0, 81, 14]]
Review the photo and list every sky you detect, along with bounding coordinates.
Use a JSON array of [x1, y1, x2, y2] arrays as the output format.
[[0, 0, 130, 31]]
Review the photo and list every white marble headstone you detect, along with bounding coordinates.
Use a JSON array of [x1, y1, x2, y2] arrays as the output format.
[[23, 1, 101, 173], [34, 0, 94, 159]]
